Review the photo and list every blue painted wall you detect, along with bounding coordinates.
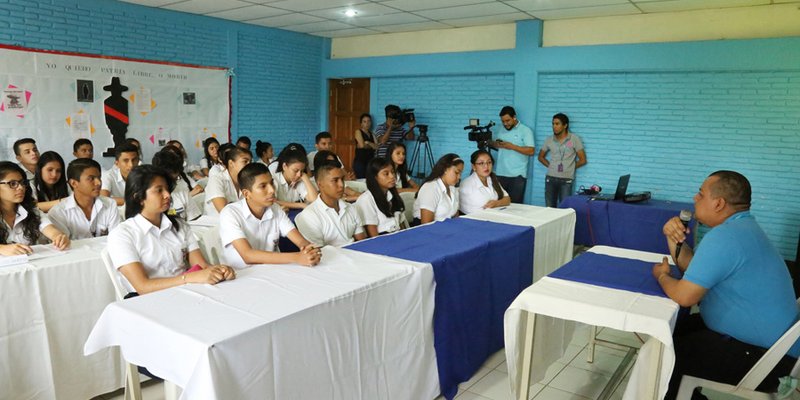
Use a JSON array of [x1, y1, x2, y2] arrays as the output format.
[[1, 0, 324, 155], [322, 21, 800, 258], [373, 74, 514, 178]]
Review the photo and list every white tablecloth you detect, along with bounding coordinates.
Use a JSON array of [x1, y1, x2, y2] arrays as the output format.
[[85, 246, 439, 400], [463, 204, 576, 281], [0, 238, 124, 400], [504, 246, 680, 400]]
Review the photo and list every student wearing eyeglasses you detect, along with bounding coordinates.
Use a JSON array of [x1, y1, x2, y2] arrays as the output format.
[[0, 162, 70, 256], [459, 150, 510, 215]]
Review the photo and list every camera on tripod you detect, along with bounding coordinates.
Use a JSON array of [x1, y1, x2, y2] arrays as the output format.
[[465, 119, 496, 150], [387, 106, 415, 124]]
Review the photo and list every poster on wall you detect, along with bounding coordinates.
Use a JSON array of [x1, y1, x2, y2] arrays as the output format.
[[0, 45, 230, 169]]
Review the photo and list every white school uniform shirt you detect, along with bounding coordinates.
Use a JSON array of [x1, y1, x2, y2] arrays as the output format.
[[413, 178, 459, 221], [18, 162, 35, 185], [107, 214, 199, 293], [458, 173, 509, 215], [48, 195, 120, 239], [171, 178, 202, 221], [295, 197, 364, 247], [219, 199, 296, 269], [101, 166, 126, 198], [1, 206, 53, 245], [208, 163, 225, 178], [355, 190, 406, 234], [273, 170, 309, 203], [203, 171, 239, 216]]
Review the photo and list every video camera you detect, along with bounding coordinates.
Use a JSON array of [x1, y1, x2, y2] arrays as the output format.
[[386, 105, 415, 125], [465, 119, 496, 150]]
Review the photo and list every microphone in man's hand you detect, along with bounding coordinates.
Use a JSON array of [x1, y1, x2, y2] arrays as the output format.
[[674, 210, 693, 260]]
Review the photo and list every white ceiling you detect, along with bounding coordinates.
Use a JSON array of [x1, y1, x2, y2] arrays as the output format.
[[119, 0, 800, 38]]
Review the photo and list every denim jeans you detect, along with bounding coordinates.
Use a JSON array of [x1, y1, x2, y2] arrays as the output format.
[[497, 175, 527, 204], [544, 175, 574, 208]]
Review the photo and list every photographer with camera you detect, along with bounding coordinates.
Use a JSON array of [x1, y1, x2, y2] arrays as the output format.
[[375, 104, 415, 159], [489, 106, 535, 204]]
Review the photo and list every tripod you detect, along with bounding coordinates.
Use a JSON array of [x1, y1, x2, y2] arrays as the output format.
[[408, 126, 434, 180]]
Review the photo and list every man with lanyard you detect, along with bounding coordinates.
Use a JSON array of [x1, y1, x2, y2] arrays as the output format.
[[654, 170, 799, 399], [538, 113, 587, 207], [490, 106, 535, 204], [375, 104, 415, 159]]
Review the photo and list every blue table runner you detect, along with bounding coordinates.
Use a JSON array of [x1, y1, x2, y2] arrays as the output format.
[[548, 252, 682, 298], [347, 218, 535, 399]]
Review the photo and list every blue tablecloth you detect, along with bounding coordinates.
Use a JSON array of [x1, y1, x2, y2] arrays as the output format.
[[560, 195, 695, 254], [549, 252, 682, 298], [346, 218, 535, 399]]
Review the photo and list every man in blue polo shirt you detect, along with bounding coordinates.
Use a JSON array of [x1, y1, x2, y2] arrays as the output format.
[[491, 106, 535, 203], [653, 170, 798, 399]]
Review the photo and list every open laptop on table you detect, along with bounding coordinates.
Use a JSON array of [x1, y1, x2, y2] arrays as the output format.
[[592, 174, 630, 201]]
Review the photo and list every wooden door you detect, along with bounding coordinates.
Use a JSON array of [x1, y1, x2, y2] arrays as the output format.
[[328, 78, 370, 171]]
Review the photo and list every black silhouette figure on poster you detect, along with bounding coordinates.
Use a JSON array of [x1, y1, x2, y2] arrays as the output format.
[[102, 77, 129, 157], [6, 94, 21, 108]]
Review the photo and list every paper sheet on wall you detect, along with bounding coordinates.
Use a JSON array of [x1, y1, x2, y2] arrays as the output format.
[[70, 112, 91, 138]]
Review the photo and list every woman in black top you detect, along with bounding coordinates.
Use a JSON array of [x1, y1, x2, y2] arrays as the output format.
[[352, 113, 377, 179]]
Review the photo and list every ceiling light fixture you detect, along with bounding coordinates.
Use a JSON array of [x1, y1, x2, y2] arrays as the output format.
[[344, 9, 358, 17]]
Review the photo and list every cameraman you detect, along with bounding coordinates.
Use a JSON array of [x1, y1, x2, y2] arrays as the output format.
[[489, 106, 535, 203], [375, 104, 415, 159]]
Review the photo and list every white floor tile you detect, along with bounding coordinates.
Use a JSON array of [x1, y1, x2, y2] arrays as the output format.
[[547, 365, 612, 400], [482, 349, 507, 370], [568, 347, 626, 377], [540, 361, 567, 385], [558, 344, 585, 364], [460, 367, 494, 391], [533, 386, 592, 400], [456, 391, 496, 400], [469, 370, 515, 400]]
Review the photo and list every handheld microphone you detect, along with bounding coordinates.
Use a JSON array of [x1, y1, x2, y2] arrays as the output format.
[[674, 210, 693, 261]]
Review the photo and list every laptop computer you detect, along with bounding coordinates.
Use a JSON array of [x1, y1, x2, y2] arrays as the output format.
[[592, 174, 630, 201]]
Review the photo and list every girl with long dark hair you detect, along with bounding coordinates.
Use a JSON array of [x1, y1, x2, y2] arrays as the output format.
[[33, 151, 70, 212], [107, 165, 235, 295], [0, 162, 70, 255], [386, 141, 418, 193], [199, 137, 222, 177], [459, 150, 510, 214], [355, 157, 407, 237], [274, 144, 318, 210], [413, 153, 464, 225]]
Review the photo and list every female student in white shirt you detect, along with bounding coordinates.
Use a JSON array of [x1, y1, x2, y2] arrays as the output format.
[[459, 150, 511, 215], [413, 153, 464, 225], [386, 142, 418, 193], [219, 163, 321, 269], [204, 146, 252, 216], [152, 148, 202, 221], [274, 144, 318, 210], [199, 137, 222, 177], [33, 151, 70, 212], [355, 157, 407, 237], [0, 162, 70, 256], [107, 165, 235, 295], [255, 140, 274, 166]]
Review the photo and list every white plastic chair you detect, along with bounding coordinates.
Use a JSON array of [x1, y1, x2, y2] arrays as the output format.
[[676, 315, 800, 399], [101, 248, 181, 400]]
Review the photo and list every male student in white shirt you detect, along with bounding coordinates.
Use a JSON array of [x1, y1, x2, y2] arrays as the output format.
[[49, 158, 120, 239], [13, 138, 39, 184], [295, 163, 366, 247], [219, 163, 321, 269], [101, 143, 140, 206]]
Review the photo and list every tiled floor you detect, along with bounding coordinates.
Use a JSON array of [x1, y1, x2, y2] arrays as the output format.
[[92, 323, 746, 400]]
